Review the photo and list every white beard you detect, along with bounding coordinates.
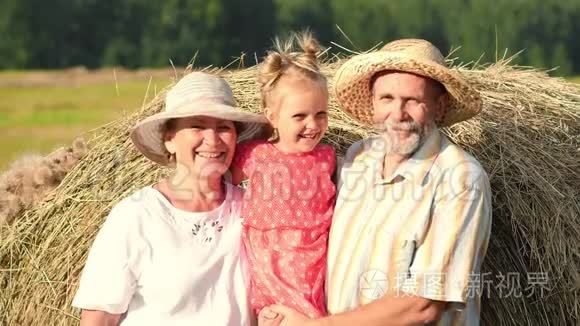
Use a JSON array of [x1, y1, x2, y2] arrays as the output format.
[[375, 119, 436, 156]]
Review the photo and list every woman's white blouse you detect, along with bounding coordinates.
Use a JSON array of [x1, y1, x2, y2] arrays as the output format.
[[72, 183, 251, 326]]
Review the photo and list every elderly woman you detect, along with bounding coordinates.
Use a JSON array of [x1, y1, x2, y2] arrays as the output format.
[[72, 72, 267, 326]]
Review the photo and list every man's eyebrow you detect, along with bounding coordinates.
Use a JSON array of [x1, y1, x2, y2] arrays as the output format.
[[374, 90, 393, 97]]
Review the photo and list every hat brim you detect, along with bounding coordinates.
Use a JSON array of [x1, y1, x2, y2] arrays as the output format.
[[333, 52, 482, 127], [130, 103, 268, 166]]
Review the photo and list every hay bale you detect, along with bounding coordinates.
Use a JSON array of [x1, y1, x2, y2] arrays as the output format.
[[0, 59, 578, 325], [0, 138, 87, 226]]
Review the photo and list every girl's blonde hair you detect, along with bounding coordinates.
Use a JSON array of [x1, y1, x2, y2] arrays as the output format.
[[258, 31, 327, 108]]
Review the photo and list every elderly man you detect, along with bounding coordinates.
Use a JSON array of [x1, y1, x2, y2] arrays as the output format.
[[263, 39, 492, 325]]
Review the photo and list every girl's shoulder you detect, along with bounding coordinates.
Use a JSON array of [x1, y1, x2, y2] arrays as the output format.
[[314, 143, 336, 162], [315, 143, 336, 153]]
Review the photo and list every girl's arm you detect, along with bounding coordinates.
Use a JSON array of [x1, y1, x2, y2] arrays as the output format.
[[80, 310, 122, 326]]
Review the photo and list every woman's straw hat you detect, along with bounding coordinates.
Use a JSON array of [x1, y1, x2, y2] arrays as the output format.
[[131, 71, 268, 165], [333, 39, 483, 127]]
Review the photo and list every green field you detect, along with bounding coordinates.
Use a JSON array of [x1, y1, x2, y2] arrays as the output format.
[[0, 69, 172, 169], [0, 70, 578, 171]]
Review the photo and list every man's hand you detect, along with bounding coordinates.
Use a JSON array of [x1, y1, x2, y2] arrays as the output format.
[[257, 296, 446, 326]]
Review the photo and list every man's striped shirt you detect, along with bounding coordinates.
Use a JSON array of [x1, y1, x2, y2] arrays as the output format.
[[326, 129, 492, 325]]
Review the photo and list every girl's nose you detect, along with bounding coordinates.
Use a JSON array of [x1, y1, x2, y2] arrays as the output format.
[[305, 117, 320, 130]]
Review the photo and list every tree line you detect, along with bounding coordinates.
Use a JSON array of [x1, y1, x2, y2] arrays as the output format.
[[1, 0, 579, 75]]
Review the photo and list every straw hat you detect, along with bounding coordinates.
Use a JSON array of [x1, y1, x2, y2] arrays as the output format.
[[333, 39, 482, 127], [131, 71, 268, 165]]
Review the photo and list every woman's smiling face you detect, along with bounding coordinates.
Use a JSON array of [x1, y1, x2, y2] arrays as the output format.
[[164, 116, 237, 177]]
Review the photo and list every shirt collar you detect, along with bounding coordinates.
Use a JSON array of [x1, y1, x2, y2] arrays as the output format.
[[375, 129, 442, 186]]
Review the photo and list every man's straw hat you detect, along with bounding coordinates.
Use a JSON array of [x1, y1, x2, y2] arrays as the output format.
[[131, 72, 268, 165], [333, 39, 482, 127]]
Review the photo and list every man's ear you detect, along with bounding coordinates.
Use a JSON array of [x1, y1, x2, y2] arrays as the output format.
[[434, 93, 449, 123]]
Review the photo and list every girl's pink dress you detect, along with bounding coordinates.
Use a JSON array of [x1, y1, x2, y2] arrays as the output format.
[[233, 140, 336, 318]]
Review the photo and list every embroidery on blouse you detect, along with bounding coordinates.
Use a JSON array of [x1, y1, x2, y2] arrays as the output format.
[[191, 206, 231, 244]]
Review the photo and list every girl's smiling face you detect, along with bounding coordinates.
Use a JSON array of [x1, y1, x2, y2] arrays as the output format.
[[265, 78, 329, 153]]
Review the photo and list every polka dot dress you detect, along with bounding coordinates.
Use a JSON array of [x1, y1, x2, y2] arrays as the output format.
[[233, 140, 336, 318]]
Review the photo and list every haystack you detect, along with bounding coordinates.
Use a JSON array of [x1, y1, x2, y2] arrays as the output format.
[[0, 56, 578, 325], [0, 138, 87, 227]]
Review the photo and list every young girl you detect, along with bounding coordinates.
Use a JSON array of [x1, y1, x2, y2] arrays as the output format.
[[232, 33, 335, 319]]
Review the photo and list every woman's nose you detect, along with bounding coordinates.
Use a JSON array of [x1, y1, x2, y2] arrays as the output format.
[[203, 128, 221, 145]]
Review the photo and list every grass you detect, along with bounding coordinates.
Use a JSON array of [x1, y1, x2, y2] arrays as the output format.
[[568, 75, 580, 84], [0, 74, 171, 169], [0, 79, 170, 127], [0, 128, 85, 163], [0, 69, 57, 78]]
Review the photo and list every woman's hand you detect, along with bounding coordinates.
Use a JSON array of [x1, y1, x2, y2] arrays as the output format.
[[79, 309, 122, 326], [260, 305, 316, 326], [257, 307, 284, 326]]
